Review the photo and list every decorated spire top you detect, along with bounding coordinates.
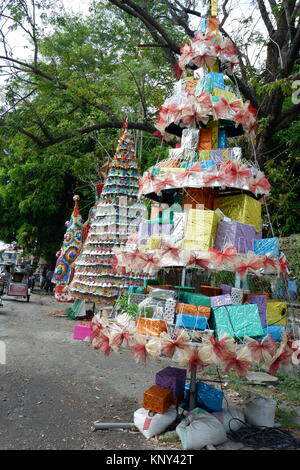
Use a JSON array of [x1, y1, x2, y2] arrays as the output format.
[[72, 195, 80, 217]]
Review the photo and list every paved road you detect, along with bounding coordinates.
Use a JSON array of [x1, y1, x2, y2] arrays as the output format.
[[0, 292, 168, 450]]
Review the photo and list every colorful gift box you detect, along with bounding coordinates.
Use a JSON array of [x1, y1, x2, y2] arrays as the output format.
[[181, 128, 200, 150], [147, 236, 162, 249], [183, 209, 220, 250], [197, 128, 212, 151], [231, 287, 243, 305], [214, 220, 257, 253], [179, 291, 211, 307], [163, 298, 176, 324], [136, 317, 167, 337], [73, 324, 91, 340], [210, 294, 232, 308], [175, 303, 211, 318], [214, 194, 262, 233], [155, 367, 186, 399], [260, 326, 284, 342], [137, 221, 173, 244], [184, 78, 198, 95], [266, 301, 288, 326], [175, 313, 208, 330], [243, 292, 270, 303], [218, 129, 227, 148], [182, 187, 215, 210], [210, 304, 264, 339], [221, 284, 233, 295], [150, 288, 176, 300], [213, 88, 237, 101], [254, 237, 279, 257], [210, 148, 229, 163], [250, 294, 267, 328], [184, 381, 224, 412], [199, 285, 222, 297], [207, 120, 219, 148], [209, 72, 224, 90], [143, 385, 173, 414]]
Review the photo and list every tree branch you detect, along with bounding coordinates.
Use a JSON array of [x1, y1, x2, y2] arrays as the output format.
[[272, 102, 300, 133], [256, 0, 276, 36]]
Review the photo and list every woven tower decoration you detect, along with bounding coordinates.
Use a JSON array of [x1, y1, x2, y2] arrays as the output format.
[[68, 117, 148, 304], [52, 195, 84, 302]]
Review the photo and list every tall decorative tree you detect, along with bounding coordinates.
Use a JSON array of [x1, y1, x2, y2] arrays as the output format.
[[52, 195, 84, 302], [68, 118, 148, 304]]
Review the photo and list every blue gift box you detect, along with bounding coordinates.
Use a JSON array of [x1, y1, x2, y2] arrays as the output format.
[[209, 72, 225, 90], [258, 326, 284, 342], [199, 160, 216, 171], [218, 129, 227, 148], [175, 314, 208, 330], [184, 381, 224, 412], [254, 237, 279, 257]]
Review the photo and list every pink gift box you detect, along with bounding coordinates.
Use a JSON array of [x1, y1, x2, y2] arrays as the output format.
[[73, 324, 92, 340], [211, 294, 232, 308]]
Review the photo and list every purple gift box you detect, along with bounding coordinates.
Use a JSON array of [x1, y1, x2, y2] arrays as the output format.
[[155, 366, 186, 399], [249, 295, 267, 328], [211, 294, 232, 308], [221, 284, 233, 295], [137, 221, 173, 244], [214, 221, 257, 254]]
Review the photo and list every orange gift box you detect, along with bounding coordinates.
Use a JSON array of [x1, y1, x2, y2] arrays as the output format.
[[199, 285, 222, 297], [136, 317, 167, 337], [208, 16, 219, 32], [143, 385, 173, 414], [243, 292, 270, 303], [146, 284, 174, 294], [184, 78, 198, 94], [183, 187, 215, 210], [175, 303, 211, 318], [197, 128, 212, 151]]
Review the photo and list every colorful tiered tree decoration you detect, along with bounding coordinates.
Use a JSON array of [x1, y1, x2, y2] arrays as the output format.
[[52, 195, 84, 302], [68, 118, 148, 304]]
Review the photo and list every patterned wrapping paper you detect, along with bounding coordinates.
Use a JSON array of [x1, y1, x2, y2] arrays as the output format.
[[168, 148, 197, 160], [249, 294, 267, 327], [143, 385, 174, 414], [254, 237, 280, 257], [170, 212, 186, 245], [155, 367, 186, 399], [231, 287, 243, 305], [179, 291, 211, 307], [214, 194, 262, 233], [183, 209, 220, 251], [181, 128, 200, 150], [175, 303, 211, 318], [210, 304, 264, 339], [214, 220, 257, 253], [210, 294, 232, 308], [266, 300, 288, 326], [175, 313, 208, 330], [163, 298, 176, 324], [150, 288, 176, 300], [136, 317, 167, 337]]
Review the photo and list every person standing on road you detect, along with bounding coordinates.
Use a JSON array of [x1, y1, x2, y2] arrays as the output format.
[[41, 265, 47, 288], [45, 267, 54, 293]]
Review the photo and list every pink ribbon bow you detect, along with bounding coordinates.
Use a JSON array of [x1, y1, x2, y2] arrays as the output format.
[[187, 255, 210, 270], [153, 175, 175, 193], [223, 351, 253, 378], [234, 257, 262, 278], [209, 246, 238, 266]]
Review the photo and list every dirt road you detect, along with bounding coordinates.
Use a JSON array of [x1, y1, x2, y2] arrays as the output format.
[[0, 292, 168, 450]]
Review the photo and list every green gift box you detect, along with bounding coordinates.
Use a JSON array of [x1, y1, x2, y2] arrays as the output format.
[[179, 291, 211, 307], [210, 304, 264, 339]]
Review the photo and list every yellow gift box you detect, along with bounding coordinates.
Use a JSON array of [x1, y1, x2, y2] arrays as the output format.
[[183, 209, 220, 250], [159, 168, 185, 174], [213, 88, 241, 103], [214, 194, 262, 233], [147, 236, 162, 250], [267, 301, 288, 326], [207, 120, 219, 148], [199, 149, 229, 161]]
